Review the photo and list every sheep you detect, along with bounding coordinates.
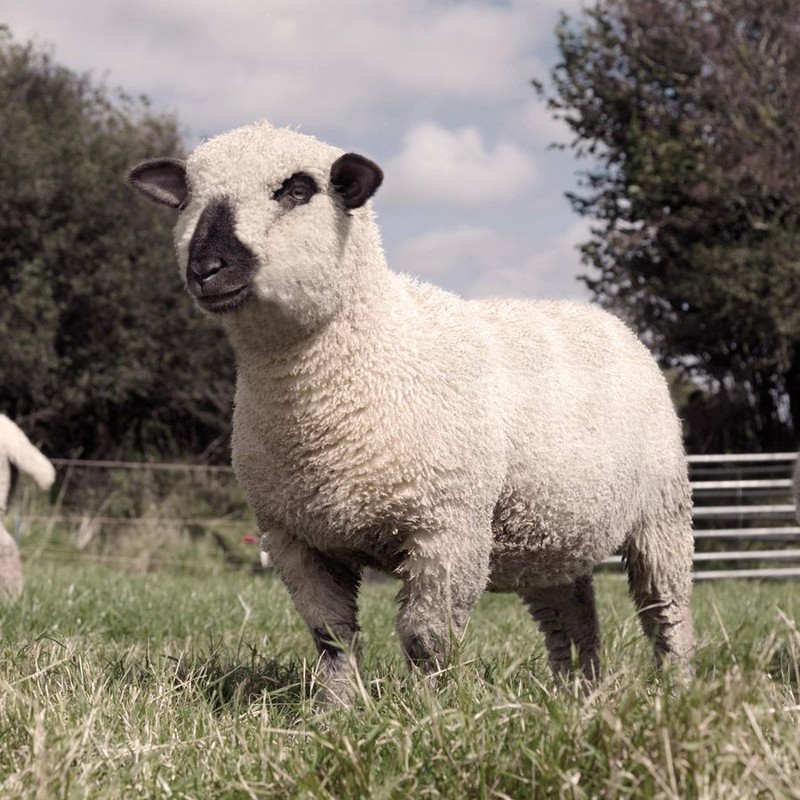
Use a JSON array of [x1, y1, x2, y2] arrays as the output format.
[[128, 120, 695, 703], [0, 414, 56, 600]]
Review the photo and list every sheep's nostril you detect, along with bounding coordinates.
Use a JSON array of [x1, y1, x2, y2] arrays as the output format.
[[190, 255, 226, 284], [186, 200, 256, 306]]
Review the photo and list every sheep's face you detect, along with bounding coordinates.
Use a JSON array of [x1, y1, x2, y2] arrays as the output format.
[[128, 121, 383, 330]]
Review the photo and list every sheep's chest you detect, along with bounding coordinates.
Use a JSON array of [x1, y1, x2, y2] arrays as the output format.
[[231, 394, 430, 569], [230, 344, 502, 571]]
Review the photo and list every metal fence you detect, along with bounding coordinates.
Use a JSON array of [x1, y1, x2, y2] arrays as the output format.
[[23, 453, 800, 579], [687, 452, 799, 580]]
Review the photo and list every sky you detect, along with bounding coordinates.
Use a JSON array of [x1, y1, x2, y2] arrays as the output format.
[[0, 0, 594, 302]]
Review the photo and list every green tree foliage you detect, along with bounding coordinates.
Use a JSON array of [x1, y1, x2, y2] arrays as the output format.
[[540, 0, 800, 452], [0, 27, 235, 460]]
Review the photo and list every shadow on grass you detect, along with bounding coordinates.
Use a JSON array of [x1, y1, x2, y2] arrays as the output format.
[[176, 647, 309, 710], [103, 643, 310, 711], [764, 641, 800, 695]]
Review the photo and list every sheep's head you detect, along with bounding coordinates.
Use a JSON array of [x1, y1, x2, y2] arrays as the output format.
[[128, 121, 383, 330]]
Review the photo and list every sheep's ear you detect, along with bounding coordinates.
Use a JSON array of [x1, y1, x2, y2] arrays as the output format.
[[330, 153, 383, 209], [127, 158, 188, 208]]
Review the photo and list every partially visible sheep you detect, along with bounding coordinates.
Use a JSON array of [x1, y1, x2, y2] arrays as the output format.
[[128, 120, 694, 704], [0, 414, 56, 600]]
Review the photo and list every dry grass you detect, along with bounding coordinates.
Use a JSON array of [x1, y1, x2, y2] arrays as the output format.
[[1, 540, 799, 799]]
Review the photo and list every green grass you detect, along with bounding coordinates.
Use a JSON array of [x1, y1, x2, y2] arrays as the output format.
[[1, 545, 799, 798]]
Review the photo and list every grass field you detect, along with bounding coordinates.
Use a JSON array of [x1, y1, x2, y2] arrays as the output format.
[[1, 529, 799, 798]]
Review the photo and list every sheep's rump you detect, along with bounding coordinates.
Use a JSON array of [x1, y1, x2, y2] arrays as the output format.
[[464, 298, 690, 590], [0, 414, 54, 601]]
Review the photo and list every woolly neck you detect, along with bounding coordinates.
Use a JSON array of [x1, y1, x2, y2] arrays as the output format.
[[223, 256, 403, 369]]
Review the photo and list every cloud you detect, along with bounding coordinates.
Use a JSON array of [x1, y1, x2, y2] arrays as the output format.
[[517, 98, 575, 149], [393, 220, 592, 301], [515, 0, 587, 14], [381, 123, 538, 208], [394, 226, 506, 276], [3, 0, 590, 302], [3, 0, 551, 138]]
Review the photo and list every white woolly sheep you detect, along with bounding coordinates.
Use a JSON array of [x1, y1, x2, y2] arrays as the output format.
[[0, 414, 56, 600], [128, 120, 694, 703]]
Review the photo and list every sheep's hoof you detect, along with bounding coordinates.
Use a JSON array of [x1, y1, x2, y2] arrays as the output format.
[[314, 673, 356, 708]]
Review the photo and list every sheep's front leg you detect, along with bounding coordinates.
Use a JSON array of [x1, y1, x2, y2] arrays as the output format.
[[265, 527, 361, 705], [395, 527, 491, 674]]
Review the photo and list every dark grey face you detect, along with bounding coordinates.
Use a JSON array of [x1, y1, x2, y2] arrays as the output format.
[[185, 173, 320, 314], [127, 149, 384, 316], [187, 199, 257, 314]]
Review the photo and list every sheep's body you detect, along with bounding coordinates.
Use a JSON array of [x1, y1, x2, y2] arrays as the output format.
[[0, 414, 56, 600], [232, 285, 689, 592], [129, 121, 694, 702]]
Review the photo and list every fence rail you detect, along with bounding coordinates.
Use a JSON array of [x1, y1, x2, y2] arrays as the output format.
[[685, 451, 798, 580], [19, 453, 800, 580]]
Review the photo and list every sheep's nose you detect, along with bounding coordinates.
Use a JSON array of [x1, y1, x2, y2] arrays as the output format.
[[189, 255, 225, 284], [186, 198, 257, 299]]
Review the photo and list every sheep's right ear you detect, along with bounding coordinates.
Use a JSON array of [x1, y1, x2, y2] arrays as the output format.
[[127, 158, 188, 208], [330, 153, 383, 209]]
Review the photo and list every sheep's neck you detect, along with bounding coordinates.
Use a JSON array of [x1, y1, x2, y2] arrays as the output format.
[[229, 275, 408, 463], [225, 265, 401, 382]]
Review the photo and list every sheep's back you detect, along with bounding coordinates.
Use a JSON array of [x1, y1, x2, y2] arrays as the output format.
[[469, 299, 689, 575]]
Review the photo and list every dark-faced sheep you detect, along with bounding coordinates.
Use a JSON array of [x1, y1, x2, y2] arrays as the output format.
[[128, 120, 694, 703]]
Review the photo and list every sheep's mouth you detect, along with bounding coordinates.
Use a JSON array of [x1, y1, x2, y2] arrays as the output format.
[[195, 285, 252, 314]]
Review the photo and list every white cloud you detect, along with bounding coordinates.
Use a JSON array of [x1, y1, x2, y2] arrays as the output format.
[[509, 0, 588, 18], [517, 98, 575, 149], [394, 226, 505, 276], [382, 123, 538, 208], [465, 219, 593, 300], [394, 220, 592, 301], [2, 0, 549, 138], [1, 0, 591, 302]]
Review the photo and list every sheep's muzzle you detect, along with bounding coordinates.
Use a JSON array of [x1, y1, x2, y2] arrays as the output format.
[[187, 198, 257, 314]]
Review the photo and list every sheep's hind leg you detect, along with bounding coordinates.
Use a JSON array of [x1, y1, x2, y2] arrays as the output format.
[[520, 574, 601, 680], [624, 521, 694, 672], [265, 527, 362, 706]]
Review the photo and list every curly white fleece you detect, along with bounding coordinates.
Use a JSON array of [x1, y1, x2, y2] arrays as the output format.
[[161, 121, 694, 701], [0, 414, 55, 600]]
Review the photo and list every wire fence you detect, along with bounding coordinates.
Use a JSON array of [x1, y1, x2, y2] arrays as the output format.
[[16, 453, 800, 579]]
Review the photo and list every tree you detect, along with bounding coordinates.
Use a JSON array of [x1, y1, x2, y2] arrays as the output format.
[[539, 0, 800, 452], [0, 27, 235, 460]]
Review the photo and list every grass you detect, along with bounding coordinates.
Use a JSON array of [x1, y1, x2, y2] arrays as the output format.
[[1, 532, 799, 798]]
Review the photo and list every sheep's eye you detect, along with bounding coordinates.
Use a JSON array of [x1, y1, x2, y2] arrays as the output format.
[[290, 184, 310, 201], [273, 173, 318, 210]]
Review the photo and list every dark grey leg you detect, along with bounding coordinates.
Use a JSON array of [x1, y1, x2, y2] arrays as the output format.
[[395, 526, 492, 674], [520, 574, 601, 680], [624, 531, 694, 670], [265, 527, 362, 705]]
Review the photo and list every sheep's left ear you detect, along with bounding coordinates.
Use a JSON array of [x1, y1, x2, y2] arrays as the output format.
[[127, 158, 188, 208], [330, 153, 383, 209]]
